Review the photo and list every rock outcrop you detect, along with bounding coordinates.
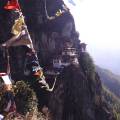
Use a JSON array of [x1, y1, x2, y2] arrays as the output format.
[[0, 0, 116, 120]]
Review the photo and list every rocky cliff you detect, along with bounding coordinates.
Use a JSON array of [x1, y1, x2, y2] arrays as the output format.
[[0, 0, 117, 120]]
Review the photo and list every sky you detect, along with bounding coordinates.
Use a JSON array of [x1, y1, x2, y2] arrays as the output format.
[[64, 0, 120, 75]]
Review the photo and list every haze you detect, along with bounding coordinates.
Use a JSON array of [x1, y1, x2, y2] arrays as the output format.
[[64, 0, 120, 75]]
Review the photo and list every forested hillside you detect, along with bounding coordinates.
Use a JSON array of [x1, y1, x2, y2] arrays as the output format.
[[96, 66, 120, 120]]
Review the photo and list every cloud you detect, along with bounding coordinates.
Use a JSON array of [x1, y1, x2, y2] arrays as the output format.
[[68, 0, 76, 6]]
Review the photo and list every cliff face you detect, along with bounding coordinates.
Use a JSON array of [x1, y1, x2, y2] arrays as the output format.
[[0, 0, 116, 120]]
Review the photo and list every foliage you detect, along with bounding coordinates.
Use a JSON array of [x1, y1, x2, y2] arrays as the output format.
[[79, 52, 95, 80], [103, 86, 120, 120], [96, 66, 120, 120], [96, 66, 120, 98], [14, 80, 38, 115]]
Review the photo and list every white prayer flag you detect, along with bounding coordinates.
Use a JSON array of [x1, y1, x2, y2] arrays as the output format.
[[0, 114, 4, 120], [1, 75, 12, 85]]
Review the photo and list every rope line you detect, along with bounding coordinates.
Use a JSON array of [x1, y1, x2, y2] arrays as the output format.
[[6, 48, 10, 75]]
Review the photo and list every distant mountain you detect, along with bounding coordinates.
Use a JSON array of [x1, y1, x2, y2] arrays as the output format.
[[103, 86, 120, 120], [96, 66, 120, 98], [96, 66, 120, 120]]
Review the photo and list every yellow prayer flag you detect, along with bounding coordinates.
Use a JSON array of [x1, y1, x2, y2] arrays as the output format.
[[11, 16, 25, 35]]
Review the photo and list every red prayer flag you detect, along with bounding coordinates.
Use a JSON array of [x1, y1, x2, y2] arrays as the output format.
[[0, 72, 7, 76], [4, 0, 20, 10]]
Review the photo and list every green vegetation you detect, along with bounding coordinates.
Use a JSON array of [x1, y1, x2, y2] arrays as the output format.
[[96, 66, 120, 120], [0, 80, 47, 119], [79, 52, 95, 79], [14, 81, 38, 115], [96, 66, 120, 98], [103, 86, 120, 120]]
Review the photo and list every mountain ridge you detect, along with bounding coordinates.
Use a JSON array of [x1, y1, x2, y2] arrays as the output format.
[[96, 65, 120, 98]]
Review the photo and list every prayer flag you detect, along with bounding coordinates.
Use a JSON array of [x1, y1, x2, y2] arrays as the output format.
[[4, 0, 20, 10]]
